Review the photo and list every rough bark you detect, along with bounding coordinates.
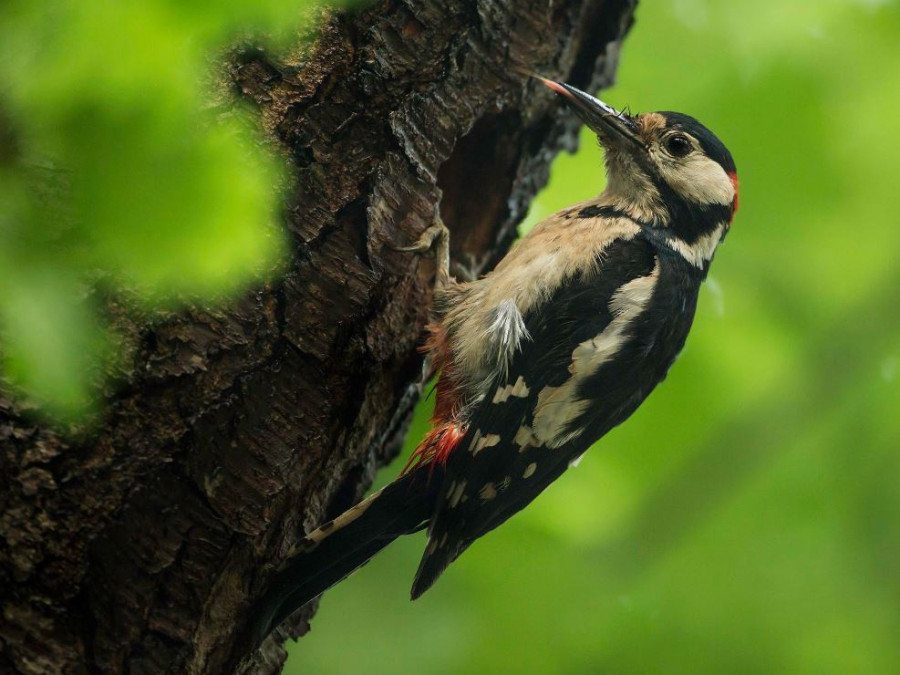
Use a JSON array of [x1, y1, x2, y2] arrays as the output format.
[[0, 0, 636, 672]]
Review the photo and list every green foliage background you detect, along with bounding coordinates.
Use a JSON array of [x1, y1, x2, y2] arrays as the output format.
[[286, 1, 900, 673]]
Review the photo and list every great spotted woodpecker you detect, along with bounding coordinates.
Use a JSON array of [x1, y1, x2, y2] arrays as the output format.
[[253, 78, 739, 642]]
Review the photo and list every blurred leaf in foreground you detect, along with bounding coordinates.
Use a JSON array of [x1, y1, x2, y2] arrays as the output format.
[[0, 0, 327, 422]]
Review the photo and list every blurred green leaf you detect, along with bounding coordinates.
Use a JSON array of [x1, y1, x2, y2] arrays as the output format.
[[0, 0, 334, 421], [0, 269, 113, 419]]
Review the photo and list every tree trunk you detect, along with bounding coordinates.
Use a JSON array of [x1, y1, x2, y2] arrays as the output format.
[[0, 0, 636, 672]]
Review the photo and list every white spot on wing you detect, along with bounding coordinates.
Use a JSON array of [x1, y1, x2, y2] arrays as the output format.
[[492, 375, 530, 403], [447, 480, 467, 508], [514, 424, 535, 452], [522, 463, 537, 478], [471, 432, 500, 455], [468, 430, 481, 453], [479, 483, 497, 500]]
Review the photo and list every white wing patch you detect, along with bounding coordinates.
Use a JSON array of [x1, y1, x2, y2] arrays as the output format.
[[446, 480, 467, 508], [469, 431, 501, 456], [479, 482, 498, 500], [514, 424, 536, 452], [492, 375, 530, 403], [532, 257, 661, 448]]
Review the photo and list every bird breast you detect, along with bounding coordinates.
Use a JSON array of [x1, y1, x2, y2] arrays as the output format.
[[435, 207, 643, 411]]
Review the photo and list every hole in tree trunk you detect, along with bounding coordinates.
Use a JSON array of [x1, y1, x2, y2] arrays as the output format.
[[436, 111, 523, 264]]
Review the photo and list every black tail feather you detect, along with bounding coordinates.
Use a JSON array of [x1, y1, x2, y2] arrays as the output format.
[[252, 464, 443, 645], [410, 535, 470, 600]]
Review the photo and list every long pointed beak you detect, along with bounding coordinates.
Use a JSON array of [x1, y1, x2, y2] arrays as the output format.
[[537, 77, 643, 150]]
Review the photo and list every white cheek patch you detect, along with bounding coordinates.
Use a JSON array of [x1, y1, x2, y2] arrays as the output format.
[[659, 154, 735, 206]]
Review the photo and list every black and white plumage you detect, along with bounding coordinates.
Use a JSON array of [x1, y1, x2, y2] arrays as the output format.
[[252, 77, 739, 641]]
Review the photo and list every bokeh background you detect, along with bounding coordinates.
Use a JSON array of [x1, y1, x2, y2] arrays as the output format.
[[286, 1, 900, 673]]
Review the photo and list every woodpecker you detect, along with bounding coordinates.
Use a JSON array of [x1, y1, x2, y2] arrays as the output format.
[[252, 77, 738, 642]]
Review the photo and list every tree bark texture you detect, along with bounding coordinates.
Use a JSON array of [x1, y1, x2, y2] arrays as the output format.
[[0, 0, 636, 672]]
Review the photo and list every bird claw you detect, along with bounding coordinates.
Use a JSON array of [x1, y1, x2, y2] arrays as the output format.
[[391, 220, 451, 292], [391, 222, 449, 256]]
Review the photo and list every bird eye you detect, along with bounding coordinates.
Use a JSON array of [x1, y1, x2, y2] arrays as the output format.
[[665, 134, 692, 158]]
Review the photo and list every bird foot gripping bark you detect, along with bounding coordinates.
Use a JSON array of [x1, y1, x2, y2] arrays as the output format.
[[393, 219, 452, 292], [393, 215, 482, 285]]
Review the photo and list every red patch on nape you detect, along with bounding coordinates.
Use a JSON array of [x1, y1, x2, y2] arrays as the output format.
[[728, 171, 740, 219], [401, 423, 466, 476]]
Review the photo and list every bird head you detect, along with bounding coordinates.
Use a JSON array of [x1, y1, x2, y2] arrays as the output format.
[[540, 78, 738, 261]]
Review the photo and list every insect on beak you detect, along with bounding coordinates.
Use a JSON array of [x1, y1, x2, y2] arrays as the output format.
[[536, 77, 644, 151]]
